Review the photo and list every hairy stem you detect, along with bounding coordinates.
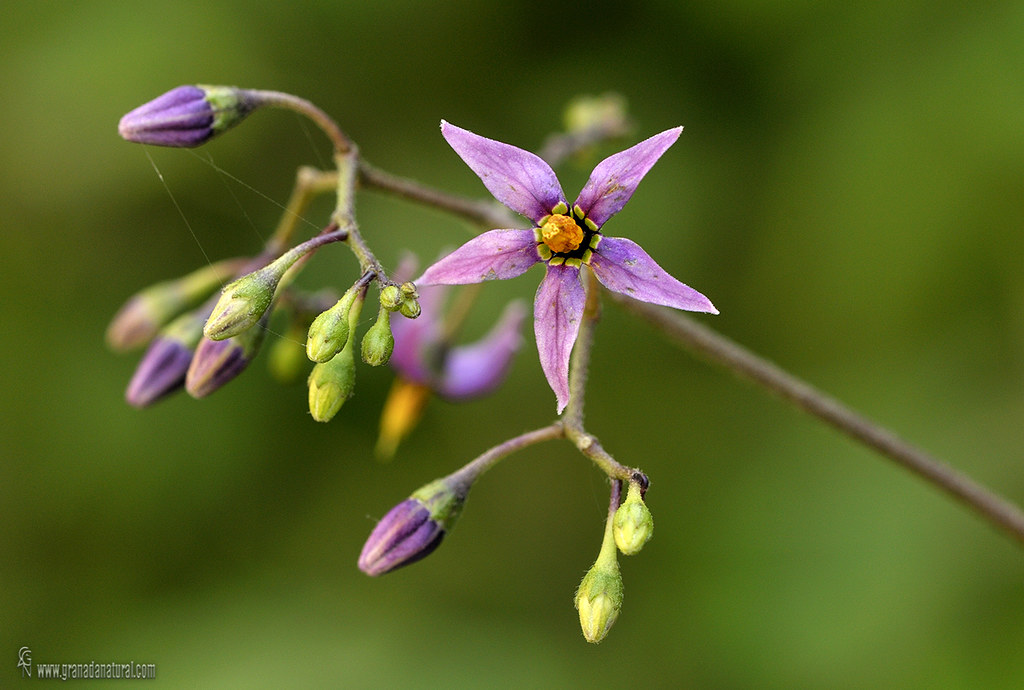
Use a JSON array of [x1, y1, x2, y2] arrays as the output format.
[[449, 424, 566, 489]]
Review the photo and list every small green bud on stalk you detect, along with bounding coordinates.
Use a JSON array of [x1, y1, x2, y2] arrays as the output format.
[[203, 268, 277, 341], [307, 290, 363, 421], [575, 562, 623, 644], [307, 342, 356, 422], [379, 284, 403, 311], [306, 288, 361, 363], [397, 281, 421, 319], [361, 305, 394, 366], [107, 258, 245, 351], [204, 229, 347, 341], [398, 297, 421, 319], [613, 481, 653, 555], [575, 482, 624, 643]]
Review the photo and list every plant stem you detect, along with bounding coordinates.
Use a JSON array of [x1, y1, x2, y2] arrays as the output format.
[[248, 89, 354, 154], [265, 166, 338, 254], [561, 269, 637, 482], [357, 160, 518, 230], [448, 424, 565, 491], [613, 294, 1024, 547]]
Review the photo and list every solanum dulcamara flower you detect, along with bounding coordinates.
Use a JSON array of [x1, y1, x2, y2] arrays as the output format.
[[418, 122, 717, 412]]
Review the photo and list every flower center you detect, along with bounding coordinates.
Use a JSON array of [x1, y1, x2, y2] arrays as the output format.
[[540, 214, 584, 254]]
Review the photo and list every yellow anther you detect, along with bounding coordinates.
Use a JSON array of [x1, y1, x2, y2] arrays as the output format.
[[540, 214, 584, 254]]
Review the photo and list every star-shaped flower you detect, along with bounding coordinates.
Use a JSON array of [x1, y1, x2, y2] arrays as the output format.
[[418, 122, 717, 412]]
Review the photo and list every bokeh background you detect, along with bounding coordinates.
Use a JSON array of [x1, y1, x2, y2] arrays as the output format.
[[4, 0, 1024, 686]]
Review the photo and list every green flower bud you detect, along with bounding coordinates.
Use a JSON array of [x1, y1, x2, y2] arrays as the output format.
[[379, 284, 403, 311], [206, 230, 349, 342], [306, 289, 360, 363], [203, 268, 277, 341], [398, 299, 421, 320], [613, 481, 653, 555], [361, 305, 394, 366], [307, 343, 356, 422], [575, 562, 623, 644], [397, 281, 421, 319]]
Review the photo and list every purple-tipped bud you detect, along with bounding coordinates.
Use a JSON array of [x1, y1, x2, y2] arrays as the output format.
[[357, 498, 445, 576], [185, 313, 267, 398], [358, 476, 469, 576], [125, 336, 194, 407], [107, 258, 247, 351], [118, 85, 259, 148]]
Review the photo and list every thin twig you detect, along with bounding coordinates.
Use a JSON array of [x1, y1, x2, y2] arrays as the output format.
[[357, 160, 518, 230], [612, 294, 1024, 547]]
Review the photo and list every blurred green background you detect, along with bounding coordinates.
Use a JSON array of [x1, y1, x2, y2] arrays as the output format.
[[3, 0, 1024, 686]]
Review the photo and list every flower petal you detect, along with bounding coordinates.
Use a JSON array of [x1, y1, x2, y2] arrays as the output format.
[[438, 300, 526, 400], [574, 127, 682, 228], [533, 264, 586, 413], [589, 236, 717, 313], [417, 229, 541, 285], [441, 121, 566, 223]]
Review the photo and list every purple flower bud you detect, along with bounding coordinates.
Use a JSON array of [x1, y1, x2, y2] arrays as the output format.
[[125, 336, 194, 407], [357, 498, 445, 576], [185, 313, 267, 398], [358, 476, 470, 576], [118, 85, 258, 148]]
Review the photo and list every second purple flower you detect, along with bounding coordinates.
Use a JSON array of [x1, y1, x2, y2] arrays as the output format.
[[418, 122, 717, 412]]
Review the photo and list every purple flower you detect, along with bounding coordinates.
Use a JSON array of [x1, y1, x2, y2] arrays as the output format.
[[418, 122, 718, 412]]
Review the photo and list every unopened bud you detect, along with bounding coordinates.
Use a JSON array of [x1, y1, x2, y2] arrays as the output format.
[[107, 258, 244, 351], [398, 297, 421, 319], [375, 379, 431, 460], [203, 268, 277, 340], [185, 313, 268, 398], [361, 306, 394, 366], [613, 481, 653, 555], [575, 562, 623, 644], [306, 289, 360, 363], [124, 308, 206, 407], [379, 284, 403, 311], [307, 343, 356, 422], [358, 475, 469, 576], [564, 93, 629, 137], [118, 85, 260, 148]]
